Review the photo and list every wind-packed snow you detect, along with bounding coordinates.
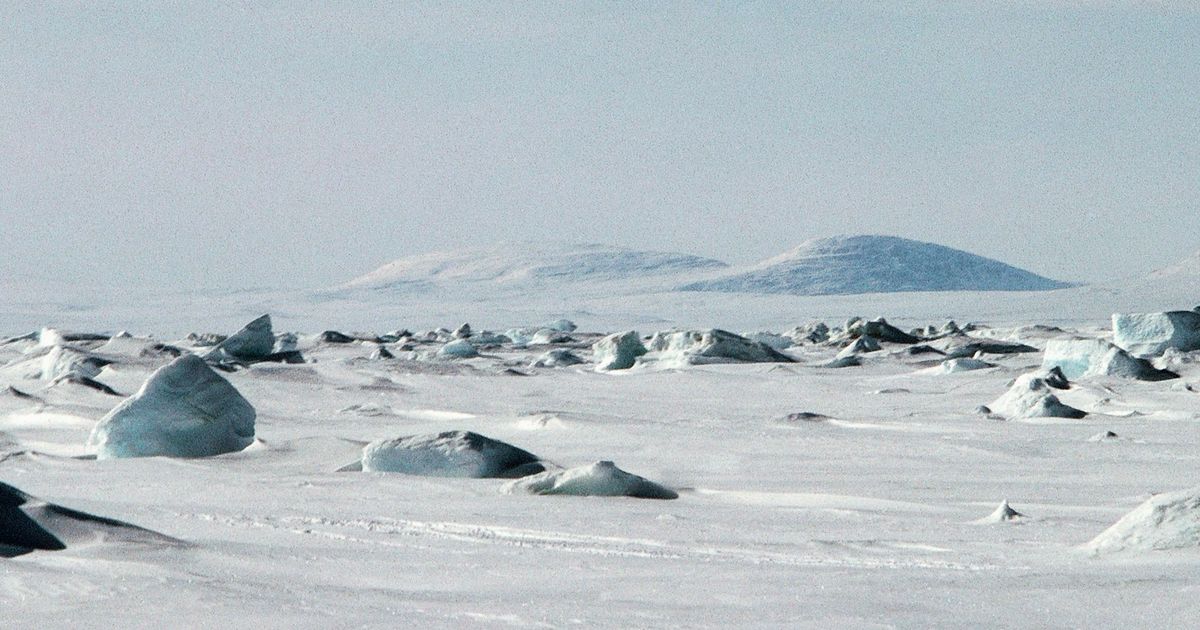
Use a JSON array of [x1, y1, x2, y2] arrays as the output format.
[[1087, 487, 1200, 554], [503, 460, 678, 500], [87, 355, 256, 458], [678, 235, 1073, 295], [1112, 311, 1200, 357], [361, 431, 544, 479], [345, 242, 728, 289]]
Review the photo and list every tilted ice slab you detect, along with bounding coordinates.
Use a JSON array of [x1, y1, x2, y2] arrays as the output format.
[[1, 481, 178, 557], [1043, 337, 1177, 381], [204, 314, 275, 362], [88, 355, 256, 459], [1087, 486, 1200, 554], [592, 331, 647, 371], [40, 345, 110, 381], [361, 431, 544, 478], [645, 329, 795, 365], [503, 460, 678, 500], [1112, 311, 1200, 357], [988, 373, 1086, 420]]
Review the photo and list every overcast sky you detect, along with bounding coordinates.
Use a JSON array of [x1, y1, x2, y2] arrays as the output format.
[[2, 1, 1198, 292]]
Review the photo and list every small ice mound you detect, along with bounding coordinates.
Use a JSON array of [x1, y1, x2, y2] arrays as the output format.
[[924, 358, 996, 374], [503, 461, 678, 500], [1088, 430, 1120, 442], [530, 348, 585, 368], [452, 323, 472, 339], [786, 322, 830, 345], [944, 339, 1037, 359], [338, 403, 395, 417], [859, 318, 920, 344], [88, 355, 256, 459], [974, 500, 1025, 524], [40, 345, 111, 381], [777, 411, 830, 425], [646, 329, 795, 364], [543, 318, 578, 333], [361, 431, 544, 478], [371, 346, 395, 360], [835, 335, 881, 359], [824, 355, 862, 368], [438, 339, 479, 359], [529, 328, 573, 345], [989, 373, 1086, 420], [593, 331, 646, 371], [204, 314, 275, 361], [742, 332, 793, 350], [1043, 337, 1178, 381], [1087, 487, 1200, 554], [0, 481, 179, 557]]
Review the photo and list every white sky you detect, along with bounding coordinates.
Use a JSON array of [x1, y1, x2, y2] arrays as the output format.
[[2, 1, 1198, 291]]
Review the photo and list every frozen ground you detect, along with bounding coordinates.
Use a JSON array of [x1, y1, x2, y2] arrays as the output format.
[[2, 303, 1200, 628]]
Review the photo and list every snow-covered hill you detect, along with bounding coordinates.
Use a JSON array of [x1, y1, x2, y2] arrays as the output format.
[[678, 235, 1073, 296], [345, 242, 728, 289]]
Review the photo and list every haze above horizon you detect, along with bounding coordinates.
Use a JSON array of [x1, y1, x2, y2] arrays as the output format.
[[3, 2, 1198, 292]]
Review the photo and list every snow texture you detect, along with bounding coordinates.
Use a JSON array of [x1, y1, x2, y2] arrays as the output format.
[[361, 431, 544, 478], [88, 355, 256, 459], [503, 460, 678, 500], [679, 235, 1072, 295]]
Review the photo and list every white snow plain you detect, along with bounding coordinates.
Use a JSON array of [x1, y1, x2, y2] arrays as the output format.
[[3, 253, 1200, 627]]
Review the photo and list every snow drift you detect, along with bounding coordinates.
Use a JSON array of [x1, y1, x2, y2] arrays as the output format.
[[361, 431, 544, 478], [1087, 487, 1200, 554], [0, 481, 177, 557], [88, 355, 257, 459], [678, 235, 1072, 295], [503, 461, 678, 499]]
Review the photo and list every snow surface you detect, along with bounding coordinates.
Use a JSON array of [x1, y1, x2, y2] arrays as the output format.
[[1087, 487, 1200, 554], [679, 235, 1073, 295], [6, 251, 1200, 626]]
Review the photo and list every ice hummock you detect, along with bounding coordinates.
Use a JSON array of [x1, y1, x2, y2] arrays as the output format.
[[988, 373, 1086, 420], [1042, 337, 1178, 381], [1112, 311, 1200, 357], [503, 460, 678, 500], [592, 331, 647, 371], [203, 314, 276, 362], [88, 355, 256, 459], [644, 329, 795, 365], [361, 431, 544, 478]]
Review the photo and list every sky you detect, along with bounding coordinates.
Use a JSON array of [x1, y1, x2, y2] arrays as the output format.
[[2, 1, 1198, 292]]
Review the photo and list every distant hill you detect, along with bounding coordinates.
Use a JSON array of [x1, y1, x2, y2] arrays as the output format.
[[677, 235, 1073, 296], [345, 242, 729, 289]]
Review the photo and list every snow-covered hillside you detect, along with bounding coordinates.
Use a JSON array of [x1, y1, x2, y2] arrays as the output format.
[[678, 235, 1073, 295], [345, 242, 728, 289]]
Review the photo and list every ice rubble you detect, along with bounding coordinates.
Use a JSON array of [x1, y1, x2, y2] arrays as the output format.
[[0, 481, 177, 557], [40, 345, 110, 381], [88, 355, 256, 459], [1087, 487, 1200, 554], [988, 373, 1086, 420], [835, 336, 881, 360], [542, 318, 577, 333], [1043, 338, 1178, 381], [503, 460, 678, 500], [361, 431, 544, 478], [1112, 311, 1200, 357], [644, 329, 795, 365], [593, 331, 647, 371]]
